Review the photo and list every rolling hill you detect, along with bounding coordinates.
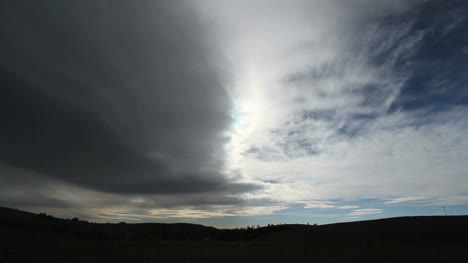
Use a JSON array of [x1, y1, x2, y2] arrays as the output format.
[[1, 206, 467, 262]]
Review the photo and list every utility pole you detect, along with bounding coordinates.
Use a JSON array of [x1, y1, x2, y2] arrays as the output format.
[[441, 206, 448, 216]]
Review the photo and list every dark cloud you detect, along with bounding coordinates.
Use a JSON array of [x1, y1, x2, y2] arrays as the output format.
[[0, 190, 71, 210], [0, 0, 259, 198], [0, 163, 71, 209]]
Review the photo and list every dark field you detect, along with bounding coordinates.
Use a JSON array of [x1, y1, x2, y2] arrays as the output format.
[[1, 207, 468, 262]]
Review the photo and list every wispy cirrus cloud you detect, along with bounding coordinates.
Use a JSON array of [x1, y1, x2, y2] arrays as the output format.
[[208, 0, 468, 215]]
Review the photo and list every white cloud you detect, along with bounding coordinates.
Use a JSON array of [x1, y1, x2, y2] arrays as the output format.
[[239, 109, 468, 205], [201, 0, 431, 177], [304, 203, 336, 209], [349, 208, 383, 216], [384, 197, 431, 204], [199, 0, 468, 211], [338, 206, 361, 209]]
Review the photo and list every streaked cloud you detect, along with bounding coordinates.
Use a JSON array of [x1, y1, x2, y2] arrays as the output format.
[[304, 203, 336, 209], [384, 197, 431, 204], [338, 206, 361, 210], [349, 208, 383, 216]]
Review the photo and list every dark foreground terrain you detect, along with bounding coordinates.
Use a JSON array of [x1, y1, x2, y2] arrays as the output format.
[[1, 207, 467, 262]]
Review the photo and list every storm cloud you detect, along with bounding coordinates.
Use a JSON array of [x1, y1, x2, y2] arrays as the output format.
[[0, 0, 258, 197]]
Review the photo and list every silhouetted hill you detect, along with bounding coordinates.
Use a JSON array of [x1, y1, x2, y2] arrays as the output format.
[[2, 207, 468, 262], [1, 206, 467, 243], [257, 216, 468, 244], [0, 206, 218, 241]]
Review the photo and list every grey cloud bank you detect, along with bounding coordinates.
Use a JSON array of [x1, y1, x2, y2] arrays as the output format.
[[0, 0, 258, 204]]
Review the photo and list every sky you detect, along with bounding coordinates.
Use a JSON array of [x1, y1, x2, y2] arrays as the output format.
[[1, 0, 467, 228]]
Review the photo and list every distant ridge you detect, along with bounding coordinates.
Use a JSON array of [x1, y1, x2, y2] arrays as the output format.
[[0, 206, 218, 241], [258, 215, 468, 244], [1, 206, 467, 243], [2, 206, 468, 262]]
